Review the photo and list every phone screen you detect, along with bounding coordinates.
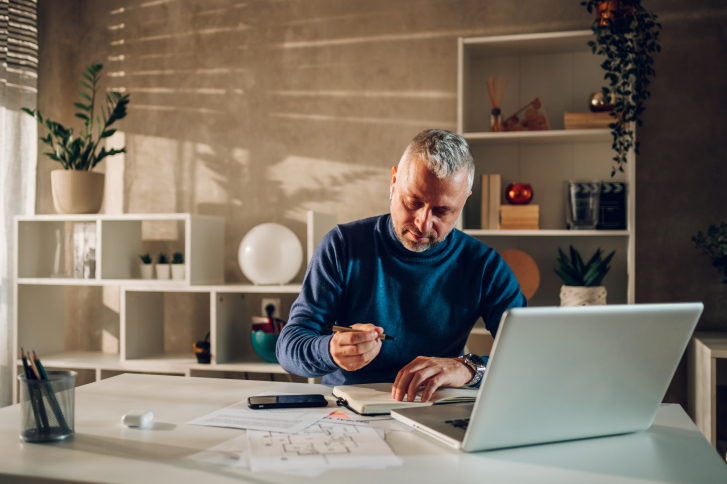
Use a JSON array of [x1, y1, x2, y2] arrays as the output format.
[[247, 394, 328, 409]]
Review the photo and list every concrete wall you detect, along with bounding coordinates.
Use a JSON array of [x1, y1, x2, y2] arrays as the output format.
[[35, 1, 727, 405]]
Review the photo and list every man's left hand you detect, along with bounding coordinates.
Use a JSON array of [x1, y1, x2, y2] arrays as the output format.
[[391, 357, 475, 403]]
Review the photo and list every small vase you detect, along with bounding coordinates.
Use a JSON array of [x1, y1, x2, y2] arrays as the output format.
[[156, 264, 170, 280], [490, 108, 502, 132], [51, 170, 105, 214], [140, 264, 153, 280], [171, 264, 185, 280], [560, 285, 607, 306]]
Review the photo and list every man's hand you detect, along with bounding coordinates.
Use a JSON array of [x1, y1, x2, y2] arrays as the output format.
[[329, 324, 383, 371], [392, 357, 475, 403]]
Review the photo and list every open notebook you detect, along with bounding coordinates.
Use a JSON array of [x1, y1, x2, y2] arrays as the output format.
[[332, 382, 478, 415]]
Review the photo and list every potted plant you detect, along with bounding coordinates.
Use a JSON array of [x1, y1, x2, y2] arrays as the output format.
[[156, 253, 170, 280], [555, 246, 616, 306], [581, 0, 662, 176], [171, 252, 185, 281], [23, 64, 129, 214], [139, 253, 153, 280], [692, 222, 727, 284]]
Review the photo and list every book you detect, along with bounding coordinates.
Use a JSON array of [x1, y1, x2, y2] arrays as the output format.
[[488, 174, 501, 230], [597, 182, 627, 230], [332, 382, 478, 415], [480, 174, 489, 229], [500, 205, 539, 230], [564, 111, 614, 130]]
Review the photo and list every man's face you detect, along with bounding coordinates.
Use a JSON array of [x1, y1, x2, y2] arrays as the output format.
[[390, 157, 471, 252]]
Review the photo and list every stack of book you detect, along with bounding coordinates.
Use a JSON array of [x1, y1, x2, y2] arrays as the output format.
[[563, 112, 614, 130], [499, 205, 540, 230], [480, 174, 501, 230]]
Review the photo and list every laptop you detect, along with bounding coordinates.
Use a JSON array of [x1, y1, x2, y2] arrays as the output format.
[[391, 303, 703, 452]]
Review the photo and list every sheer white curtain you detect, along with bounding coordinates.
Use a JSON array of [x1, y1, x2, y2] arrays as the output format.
[[0, 0, 38, 407]]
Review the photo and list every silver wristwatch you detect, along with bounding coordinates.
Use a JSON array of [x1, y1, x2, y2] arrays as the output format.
[[462, 354, 487, 388]]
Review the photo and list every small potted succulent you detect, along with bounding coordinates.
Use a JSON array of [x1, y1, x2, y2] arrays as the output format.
[[139, 253, 153, 280], [171, 252, 185, 281], [156, 253, 170, 280], [555, 246, 615, 305]]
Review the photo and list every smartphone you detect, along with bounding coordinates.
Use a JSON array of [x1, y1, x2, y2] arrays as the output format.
[[247, 394, 328, 409]]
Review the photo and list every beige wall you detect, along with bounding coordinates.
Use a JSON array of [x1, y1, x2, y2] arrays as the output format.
[[36, 1, 727, 405]]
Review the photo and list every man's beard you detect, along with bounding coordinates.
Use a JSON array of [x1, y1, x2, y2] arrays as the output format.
[[393, 221, 449, 253]]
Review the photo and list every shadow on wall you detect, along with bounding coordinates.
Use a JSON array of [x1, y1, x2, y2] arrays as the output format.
[[88, 0, 585, 282]]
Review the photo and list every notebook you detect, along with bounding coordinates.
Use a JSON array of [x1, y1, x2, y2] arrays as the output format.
[[332, 382, 478, 415]]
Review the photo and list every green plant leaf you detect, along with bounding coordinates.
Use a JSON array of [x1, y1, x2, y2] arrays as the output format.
[[79, 91, 92, 102], [74, 102, 91, 112], [101, 129, 116, 138], [75, 113, 90, 121]]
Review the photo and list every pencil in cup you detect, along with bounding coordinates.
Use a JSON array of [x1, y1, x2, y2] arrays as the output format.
[[328, 325, 396, 341]]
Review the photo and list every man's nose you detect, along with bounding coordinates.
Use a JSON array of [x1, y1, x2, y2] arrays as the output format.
[[415, 209, 433, 234]]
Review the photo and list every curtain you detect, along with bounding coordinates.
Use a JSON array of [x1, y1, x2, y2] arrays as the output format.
[[0, 0, 38, 407]]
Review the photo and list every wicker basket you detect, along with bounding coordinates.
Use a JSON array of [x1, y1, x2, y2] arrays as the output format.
[[559, 285, 607, 306]]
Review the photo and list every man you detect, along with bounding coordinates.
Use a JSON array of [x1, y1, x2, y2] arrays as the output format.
[[276, 129, 526, 403]]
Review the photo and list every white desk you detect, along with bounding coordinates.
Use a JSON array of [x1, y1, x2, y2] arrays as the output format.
[[0, 374, 725, 483]]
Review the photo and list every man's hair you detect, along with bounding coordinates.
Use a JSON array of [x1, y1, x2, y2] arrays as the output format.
[[399, 129, 474, 191]]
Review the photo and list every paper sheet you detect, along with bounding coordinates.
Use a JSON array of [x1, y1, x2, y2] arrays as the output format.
[[187, 392, 336, 434], [247, 421, 403, 473], [186, 434, 329, 478]]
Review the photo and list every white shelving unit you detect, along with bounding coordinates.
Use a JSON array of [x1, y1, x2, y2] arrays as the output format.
[[12, 212, 337, 403], [456, 30, 636, 307]]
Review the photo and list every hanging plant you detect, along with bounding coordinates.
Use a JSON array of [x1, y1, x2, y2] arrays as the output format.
[[582, 0, 662, 176]]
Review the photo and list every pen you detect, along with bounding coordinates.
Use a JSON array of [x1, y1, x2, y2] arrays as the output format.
[[328, 325, 396, 341]]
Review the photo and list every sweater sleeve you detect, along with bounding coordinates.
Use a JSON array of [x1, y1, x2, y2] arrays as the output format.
[[275, 228, 345, 378], [479, 250, 528, 338]]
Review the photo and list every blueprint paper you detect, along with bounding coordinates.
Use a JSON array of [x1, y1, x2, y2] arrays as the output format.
[[247, 421, 402, 473], [187, 392, 336, 434], [186, 434, 328, 477]]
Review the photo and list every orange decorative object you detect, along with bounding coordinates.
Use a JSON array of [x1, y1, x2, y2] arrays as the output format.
[[500, 249, 540, 300], [596, 0, 633, 27], [505, 183, 533, 205]]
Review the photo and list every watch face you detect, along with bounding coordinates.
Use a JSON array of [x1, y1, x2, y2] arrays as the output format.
[[465, 354, 486, 369]]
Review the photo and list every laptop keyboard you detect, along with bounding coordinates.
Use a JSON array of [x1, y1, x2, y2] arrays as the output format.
[[445, 418, 470, 431]]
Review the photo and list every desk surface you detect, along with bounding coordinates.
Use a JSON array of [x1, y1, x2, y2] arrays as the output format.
[[0, 374, 725, 484]]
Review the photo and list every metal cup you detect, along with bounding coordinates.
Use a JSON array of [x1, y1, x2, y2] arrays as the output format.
[[18, 370, 76, 443]]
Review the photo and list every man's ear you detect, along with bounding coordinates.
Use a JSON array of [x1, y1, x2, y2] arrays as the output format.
[[390, 166, 398, 199]]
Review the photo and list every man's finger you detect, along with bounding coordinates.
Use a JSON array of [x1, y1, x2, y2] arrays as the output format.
[[339, 339, 378, 356], [337, 330, 379, 345], [420, 375, 445, 403], [406, 365, 437, 402]]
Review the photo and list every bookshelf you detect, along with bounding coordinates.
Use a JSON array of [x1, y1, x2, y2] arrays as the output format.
[[12, 213, 330, 403], [456, 30, 635, 308]]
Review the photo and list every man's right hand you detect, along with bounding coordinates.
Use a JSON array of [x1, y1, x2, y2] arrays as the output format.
[[329, 324, 383, 371]]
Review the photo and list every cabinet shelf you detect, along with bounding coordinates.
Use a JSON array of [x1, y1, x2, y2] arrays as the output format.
[[18, 351, 286, 375], [464, 230, 629, 237], [463, 129, 611, 145]]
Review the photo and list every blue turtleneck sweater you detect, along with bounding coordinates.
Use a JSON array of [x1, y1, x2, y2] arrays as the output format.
[[276, 214, 527, 385]]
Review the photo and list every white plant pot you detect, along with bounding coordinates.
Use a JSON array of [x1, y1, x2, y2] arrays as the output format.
[[156, 264, 170, 280], [171, 264, 185, 280], [140, 264, 153, 280], [560, 285, 607, 306], [51, 170, 105, 214]]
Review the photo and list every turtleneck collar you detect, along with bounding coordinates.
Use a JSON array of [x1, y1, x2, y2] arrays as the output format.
[[382, 214, 456, 262]]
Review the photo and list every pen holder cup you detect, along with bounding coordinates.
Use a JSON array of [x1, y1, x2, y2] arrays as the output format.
[[250, 331, 279, 364], [18, 371, 76, 443]]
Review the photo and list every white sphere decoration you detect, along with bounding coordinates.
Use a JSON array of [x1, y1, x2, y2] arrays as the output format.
[[238, 223, 303, 285]]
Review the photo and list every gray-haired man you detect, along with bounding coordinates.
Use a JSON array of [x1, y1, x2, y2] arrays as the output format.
[[276, 129, 527, 403]]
